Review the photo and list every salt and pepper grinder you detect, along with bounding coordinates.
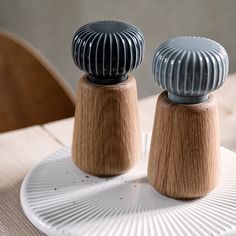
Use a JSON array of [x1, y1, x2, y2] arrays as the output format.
[[72, 21, 144, 176], [148, 36, 229, 199]]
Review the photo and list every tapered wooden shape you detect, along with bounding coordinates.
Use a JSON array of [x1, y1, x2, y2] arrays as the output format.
[[148, 92, 220, 199], [72, 75, 141, 176]]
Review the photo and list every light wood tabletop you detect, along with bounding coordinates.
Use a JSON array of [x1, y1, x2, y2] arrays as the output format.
[[1, 74, 236, 235]]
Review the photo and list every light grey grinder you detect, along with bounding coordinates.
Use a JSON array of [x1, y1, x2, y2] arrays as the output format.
[[148, 36, 229, 199], [152, 36, 229, 104]]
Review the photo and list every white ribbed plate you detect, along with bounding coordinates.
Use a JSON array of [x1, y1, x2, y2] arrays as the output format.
[[21, 135, 236, 236]]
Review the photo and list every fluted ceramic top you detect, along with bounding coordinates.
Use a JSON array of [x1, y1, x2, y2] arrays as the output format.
[[153, 36, 229, 104], [72, 20, 144, 85]]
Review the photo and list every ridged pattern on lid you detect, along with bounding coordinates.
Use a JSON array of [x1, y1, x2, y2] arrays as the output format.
[[72, 20, 144, 79], [153, 36, 229, 97]]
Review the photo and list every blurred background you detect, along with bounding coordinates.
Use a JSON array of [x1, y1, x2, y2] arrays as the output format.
[[1, 0, 236, 98]]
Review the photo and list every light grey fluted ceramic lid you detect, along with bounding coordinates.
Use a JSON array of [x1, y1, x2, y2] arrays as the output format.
[[72, 20, 144, 85], [153, 36, 229, 104]]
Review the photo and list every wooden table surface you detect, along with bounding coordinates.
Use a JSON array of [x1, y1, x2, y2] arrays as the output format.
[[1, 74, 236, 235]]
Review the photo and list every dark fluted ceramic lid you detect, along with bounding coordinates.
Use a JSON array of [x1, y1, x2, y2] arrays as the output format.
[[153, 36, 229, 103], [72, 20, 144, 85]]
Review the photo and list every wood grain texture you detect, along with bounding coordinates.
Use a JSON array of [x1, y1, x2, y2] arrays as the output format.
[[0, 30, 75, 133], [148, 91, 220, 199], [0, 126, 62, 236], [72, 75, 141, 176], [43, 117, 74, 147], [1, 76, 236, 236], [131, 73, 236, 151]]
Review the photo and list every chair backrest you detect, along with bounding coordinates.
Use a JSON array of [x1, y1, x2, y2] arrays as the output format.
[[0, 30, 75, 132]]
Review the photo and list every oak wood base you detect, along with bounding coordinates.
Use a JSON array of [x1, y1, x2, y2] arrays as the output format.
[[72, 75, 141, 176], [148, 92, 220, 199]]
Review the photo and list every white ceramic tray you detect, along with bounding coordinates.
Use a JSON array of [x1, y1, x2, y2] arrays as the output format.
[[21, 134, 236, 236]]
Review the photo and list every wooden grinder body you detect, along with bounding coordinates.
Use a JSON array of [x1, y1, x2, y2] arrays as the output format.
[[148, 92, 220, 199], [72, 75, 141, 176]]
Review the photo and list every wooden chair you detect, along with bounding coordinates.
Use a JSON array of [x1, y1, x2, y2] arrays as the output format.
[[0, 30, 76, 133]]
